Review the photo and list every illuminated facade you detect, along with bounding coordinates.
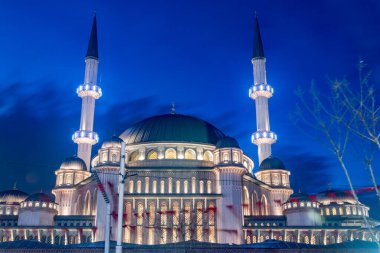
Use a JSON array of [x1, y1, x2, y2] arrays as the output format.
[[0, 15, 379, 247]]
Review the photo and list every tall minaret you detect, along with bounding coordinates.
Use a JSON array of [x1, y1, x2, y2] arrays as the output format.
[[72, 16, 102, 170], [249, 15, 277, 165]]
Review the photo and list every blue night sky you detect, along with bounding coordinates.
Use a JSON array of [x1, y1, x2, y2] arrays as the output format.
[[0, 1, 379, 215]]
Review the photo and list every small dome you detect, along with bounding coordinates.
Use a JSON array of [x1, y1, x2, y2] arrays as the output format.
[[101, 136, 123, 148], [317, 189, 356, 205], [216, 136, 240, 149], [24, 193, 55, 204], [0, 189, 28, 204], [259, 156, 286, 171], [59, 156, 87, 171], [287, 192, 311, 203]]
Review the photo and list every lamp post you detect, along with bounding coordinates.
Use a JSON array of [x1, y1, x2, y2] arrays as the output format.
[[92, 171, 111, 253], [116, 141, 126, 253]]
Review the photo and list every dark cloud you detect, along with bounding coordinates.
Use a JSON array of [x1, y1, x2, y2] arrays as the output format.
[[276, 146, 335, 194]]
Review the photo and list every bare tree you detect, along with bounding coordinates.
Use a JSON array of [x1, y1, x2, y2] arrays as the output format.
[[292, 61, 380, 244], [331, 60, 379, 199], [293, 60, 379, 201]]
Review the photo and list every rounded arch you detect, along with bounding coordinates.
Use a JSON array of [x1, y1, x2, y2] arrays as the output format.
[[243, 187, 250, 215], [261, 195, 268, 215], [184, 149, 196, 160], [129, 151, 139, 161], [252, 191, 259, 215], [203, 151, 213, 161], [165, 148, 177, 159], [75, 194, 82, 215], [147, 150, 158, 160], [83, 191, 91, 215]]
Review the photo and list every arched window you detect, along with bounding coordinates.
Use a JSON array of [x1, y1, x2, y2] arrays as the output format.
[[339, 207, 343, 215], [261, 195, 268, 215], [196, 202, 203, 241], [136, 202, 144, 244], [204, 151, 213, 161], [58, 174, 63, 185], [304, 235, 309, 244], [199, 181, 204, 194], [102, 152, 108, 162], [145, 177, 150, 193], [84, 191, 91, 215], [192, 177, 196, 193], [352, 206, 357, 215], [243, 187, 250, 215], [111, 153, 117, 162], [129, 180, 134, 193], [160, 180, 165, 194], [233, 152, 239, 163], [332, 207, 337, 215], [160, 202, 167, 244], [223, 152, 229, 162], [172, 202, 180, 242], [208, 202, 216, 243], [124, 202, 132, 243], [176, 180, 180, 193], [147, 150, 158, 160], [152, 180, 157, 194], [168, 177, 172, 194], [346, 206, 351, 215], [311, 235, 316, 245], [325, 208, 330, 216], [252, 192, 259, 215], [207, 180, 212, 194], [165, 148, 176, 159], [184, 202, 191, 241], [129, 151, 139, 161], [148, 202, 155, 245], [137, 180, 142, 193], [185, 149, 196, 160], [184, 181, 188, 194]]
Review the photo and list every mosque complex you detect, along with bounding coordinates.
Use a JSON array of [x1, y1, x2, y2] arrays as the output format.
[[0, 15, 379, 247]]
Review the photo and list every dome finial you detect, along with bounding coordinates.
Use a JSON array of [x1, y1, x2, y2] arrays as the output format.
[[13, 182, 17, 190], [171, 102, 176, 114]]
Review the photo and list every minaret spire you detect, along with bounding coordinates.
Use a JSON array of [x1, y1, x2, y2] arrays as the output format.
[[86, 15, 98, 59], [72, 16, 102, 170], [253, 14, 265, 59], [249, 15, 277, 165]]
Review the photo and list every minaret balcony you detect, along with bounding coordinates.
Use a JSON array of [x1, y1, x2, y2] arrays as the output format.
[[72, 130, 99, 145], [249, 84, 274, 99], [77, 84, 102, 99], [251, 131, 277, 145]]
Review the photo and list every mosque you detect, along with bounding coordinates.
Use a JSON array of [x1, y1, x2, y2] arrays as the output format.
[[0, 15, 379, 246]]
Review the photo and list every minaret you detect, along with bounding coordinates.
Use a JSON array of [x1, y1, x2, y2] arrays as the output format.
[[249, 15, 277, 165], [72, 16, 102, 170]]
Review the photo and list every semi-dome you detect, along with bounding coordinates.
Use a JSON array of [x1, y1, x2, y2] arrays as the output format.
[[259, 156, 286, 171], [120, 114, 225, 145], [0, 189, 28, 204], [59, 156, 87, 171], [24, 193, 55, 204], [216, 136, 240, 149], [101, 136, 123, 148]]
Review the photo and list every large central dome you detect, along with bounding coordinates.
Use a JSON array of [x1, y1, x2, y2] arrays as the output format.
[[120, 114, 226, 145]]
